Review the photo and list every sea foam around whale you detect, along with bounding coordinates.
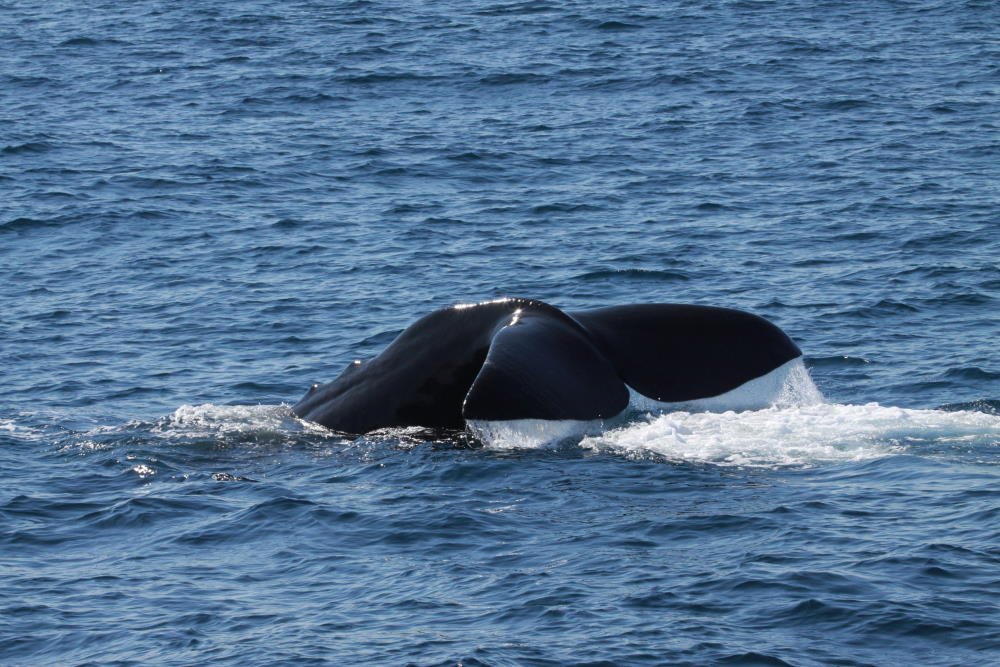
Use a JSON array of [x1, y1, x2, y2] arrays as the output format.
[[44, 395, 1000, 473], [469, 360, 1000, 466], [580, 403, 1000, 468], [39, 357, 996, 471]]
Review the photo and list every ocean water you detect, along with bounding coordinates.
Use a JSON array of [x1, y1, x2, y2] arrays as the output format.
[[2, 0, 999, 664]]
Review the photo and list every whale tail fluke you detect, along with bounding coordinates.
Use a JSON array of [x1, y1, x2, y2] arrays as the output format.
[[295, 300, 804, 433], [570, 304, 802, 403], [462, 313, 629, 422]]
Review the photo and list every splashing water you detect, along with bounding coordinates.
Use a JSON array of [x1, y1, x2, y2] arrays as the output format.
[[467, 417, 605, 450], [473, 361, 1000, 466], [581, 403, 1000, 467], [28, 362, 999, 468], [156, 403, 310, 437]]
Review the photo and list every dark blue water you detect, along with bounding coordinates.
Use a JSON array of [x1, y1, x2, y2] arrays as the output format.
[[3, 1, 1000, 664]]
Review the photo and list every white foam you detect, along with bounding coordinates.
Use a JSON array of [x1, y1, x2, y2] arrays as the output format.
[[0, 418, 34, 437], [148, 403, 334, 439], [467, 417, 604, 450], [468, 359, 1000, 466], [580, 403, 1000, 468], [628, 357, 824, 413], [0, 415, 62, 442]]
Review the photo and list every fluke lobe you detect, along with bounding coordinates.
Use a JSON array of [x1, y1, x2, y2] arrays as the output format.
[[292, 298, 801, 434]]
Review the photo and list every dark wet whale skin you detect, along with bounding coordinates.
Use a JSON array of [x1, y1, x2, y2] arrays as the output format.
[[293, 298, 801, 433]]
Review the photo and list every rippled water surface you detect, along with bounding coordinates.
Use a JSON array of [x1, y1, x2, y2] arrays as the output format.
[[2, 0, 999, 665]]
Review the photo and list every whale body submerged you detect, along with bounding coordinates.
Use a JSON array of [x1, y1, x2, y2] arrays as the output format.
[[292, 298, 802, 434]]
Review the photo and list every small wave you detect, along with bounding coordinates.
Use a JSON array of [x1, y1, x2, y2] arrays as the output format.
[[592, 20, 642, 32], [833, 231, 885, 241], [901, 231, 970, 250], [446, 151, 511, 163], [283, 92, 344, 104], [919, 292, 994, 307], [1, 142, 56, 155], [807, 355, 872, 368], [478, 73, 551, 86], [1, 216, 60, 232], [576, 268, 691, 282], [1, 75, 53, 86], [693, 201, 732, 211], [954, 143, 1000, 158], [339, 72, 442, 85], [0, 418, 50, 442], [939, 399, 1000, 416], [817, 99, 875, 111], [943, 367, 1000, 381], [530, 202, 602, 214], [58, 37, 97, 47], [839, 300, 920, 318], [473, 2, 556, 16]]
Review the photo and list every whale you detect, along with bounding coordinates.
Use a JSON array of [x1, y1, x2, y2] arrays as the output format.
[[292, 298, 802, 434]]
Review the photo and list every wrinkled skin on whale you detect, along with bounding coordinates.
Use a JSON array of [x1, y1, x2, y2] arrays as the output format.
[[293, 298, 802, 434]]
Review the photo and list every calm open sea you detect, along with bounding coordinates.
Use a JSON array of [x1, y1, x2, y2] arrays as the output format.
[[2, 0, 999, 665]]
